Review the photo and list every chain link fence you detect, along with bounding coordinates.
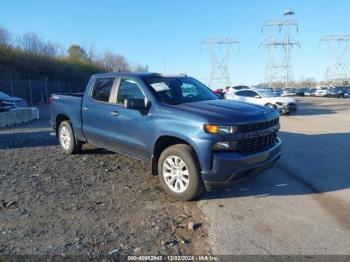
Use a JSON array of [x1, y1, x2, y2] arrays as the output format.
[[0, 79, 87, 105]]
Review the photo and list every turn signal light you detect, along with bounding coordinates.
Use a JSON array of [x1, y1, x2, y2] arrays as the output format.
[[204, 124, 219, 134]]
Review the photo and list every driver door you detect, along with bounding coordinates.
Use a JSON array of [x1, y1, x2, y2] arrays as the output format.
[[107, 78, 152, 160]]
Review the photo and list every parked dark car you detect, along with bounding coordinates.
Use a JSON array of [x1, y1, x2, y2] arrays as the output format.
[[50, 73, 281, 200], [344, 89, 350, 98], [304, 87, 317, 96], [296, 88, 306, 96], [0, 100, 13, 112], [272, 88, 283, 97], [327, 86, 346, 98], [0, 91, 28, 108]]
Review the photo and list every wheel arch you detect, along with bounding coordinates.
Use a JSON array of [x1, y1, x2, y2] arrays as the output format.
[[55, 114, 70, 137], [152, 135, 200, 177]]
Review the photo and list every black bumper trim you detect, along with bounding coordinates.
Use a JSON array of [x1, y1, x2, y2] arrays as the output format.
[[204, 154, 281, 191]]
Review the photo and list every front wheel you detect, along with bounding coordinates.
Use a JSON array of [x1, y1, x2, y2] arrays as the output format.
[[58, 121, 81, 155], [158, 144, 204, 201]]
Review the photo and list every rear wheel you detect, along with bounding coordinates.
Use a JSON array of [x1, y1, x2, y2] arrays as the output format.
[[158, 144, 204, 201], [58, 121, 81, 154]]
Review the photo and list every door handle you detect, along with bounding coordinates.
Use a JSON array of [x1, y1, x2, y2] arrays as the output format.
[[111, 111, 120, 116], [82, 106, 89, 111]]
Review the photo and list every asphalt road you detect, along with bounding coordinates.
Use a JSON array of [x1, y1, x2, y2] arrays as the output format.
[[199, 97, 350, 255]]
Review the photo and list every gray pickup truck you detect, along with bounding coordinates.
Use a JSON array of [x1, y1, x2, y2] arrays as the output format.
[[50, 73, 281, 200]]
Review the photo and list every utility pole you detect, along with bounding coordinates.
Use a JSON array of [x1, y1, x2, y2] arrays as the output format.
[[320, 34, 350, 85], [201, 37, 239, 89], [261, 10, 300, 88]]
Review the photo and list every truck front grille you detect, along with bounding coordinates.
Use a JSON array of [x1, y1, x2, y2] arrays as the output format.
[[237, 132, 277, 154], [238, 118, 279, 133]]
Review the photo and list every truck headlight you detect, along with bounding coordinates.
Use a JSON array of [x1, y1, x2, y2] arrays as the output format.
[[212, 141, 237, 151], [203, 124, 237, 134]]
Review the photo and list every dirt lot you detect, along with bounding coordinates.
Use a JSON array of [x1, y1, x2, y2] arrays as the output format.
[[0, 117, 209, 255]]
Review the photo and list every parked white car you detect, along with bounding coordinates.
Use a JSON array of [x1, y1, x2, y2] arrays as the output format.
[[282, 88, 297, 96], [315, 87, 329, 97], [225, 88, 297, 114]]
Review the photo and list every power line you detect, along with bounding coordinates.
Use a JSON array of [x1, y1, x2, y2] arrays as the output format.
[[298, 0, 340, 21], [302, 15, 350, 36]]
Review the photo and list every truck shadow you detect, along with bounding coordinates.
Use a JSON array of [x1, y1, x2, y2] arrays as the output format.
[[0, 130, 58, 149], [0, 129, 114, 156], [201, 131, 350, 200]]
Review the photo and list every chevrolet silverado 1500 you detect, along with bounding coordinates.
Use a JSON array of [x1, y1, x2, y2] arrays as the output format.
[[50, 73, 281, 200]]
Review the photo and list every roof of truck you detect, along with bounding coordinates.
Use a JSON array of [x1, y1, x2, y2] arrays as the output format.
[[92, 72, 188, 78]]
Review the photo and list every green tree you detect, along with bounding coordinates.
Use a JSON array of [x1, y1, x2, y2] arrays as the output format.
[[67, 44, 87, 61]]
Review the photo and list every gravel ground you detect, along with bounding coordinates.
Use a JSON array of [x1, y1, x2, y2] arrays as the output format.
[[0, 118, 209, 255]]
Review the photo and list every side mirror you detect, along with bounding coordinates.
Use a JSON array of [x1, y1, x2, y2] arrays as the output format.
[[254, 95, 261, 98], [124, 98, 149, 110]]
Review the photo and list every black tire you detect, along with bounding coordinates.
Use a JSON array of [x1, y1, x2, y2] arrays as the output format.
[[58, 121, 81, 155], [158, 144, 204, 201]]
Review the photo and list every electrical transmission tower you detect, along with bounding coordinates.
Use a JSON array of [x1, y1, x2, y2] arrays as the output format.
[[261, 10, 300, 88], [201, 37, 239, 88], [320, 34, 350, 85]]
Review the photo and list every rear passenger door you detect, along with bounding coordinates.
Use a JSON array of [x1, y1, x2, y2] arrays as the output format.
[[82, 77, 119, 148]]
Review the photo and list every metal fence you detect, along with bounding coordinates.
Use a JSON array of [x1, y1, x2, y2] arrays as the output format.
[[0, 79, 87, 105]]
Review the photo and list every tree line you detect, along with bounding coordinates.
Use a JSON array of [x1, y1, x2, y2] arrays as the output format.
[[0, 26, 148, 82]]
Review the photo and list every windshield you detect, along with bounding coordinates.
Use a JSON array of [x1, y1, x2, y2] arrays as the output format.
[[0, 91, 10, 99], [144, 77, 219, 105], [259, 89, 279, 97]]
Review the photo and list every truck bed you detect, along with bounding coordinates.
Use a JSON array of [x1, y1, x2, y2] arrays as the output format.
[[50, 93, 84, 140]]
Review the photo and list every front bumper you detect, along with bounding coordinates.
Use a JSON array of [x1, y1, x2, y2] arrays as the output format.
[[201, 138, 282, 190], [276, 103, 297, 114]]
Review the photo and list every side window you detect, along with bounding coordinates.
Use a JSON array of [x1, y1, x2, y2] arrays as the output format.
[[117, 78, 145, 104], [236, 90, 257, 97], [91, 77, 115, 102]]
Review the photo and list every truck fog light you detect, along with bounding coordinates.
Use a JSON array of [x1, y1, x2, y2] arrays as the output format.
[[212, 141, 237, 151]]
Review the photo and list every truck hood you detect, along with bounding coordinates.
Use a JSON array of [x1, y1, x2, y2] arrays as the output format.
[[170, 99, 278, 124]]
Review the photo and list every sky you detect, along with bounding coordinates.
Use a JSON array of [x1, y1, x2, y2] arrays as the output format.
[[1, 0, 350, 86]]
